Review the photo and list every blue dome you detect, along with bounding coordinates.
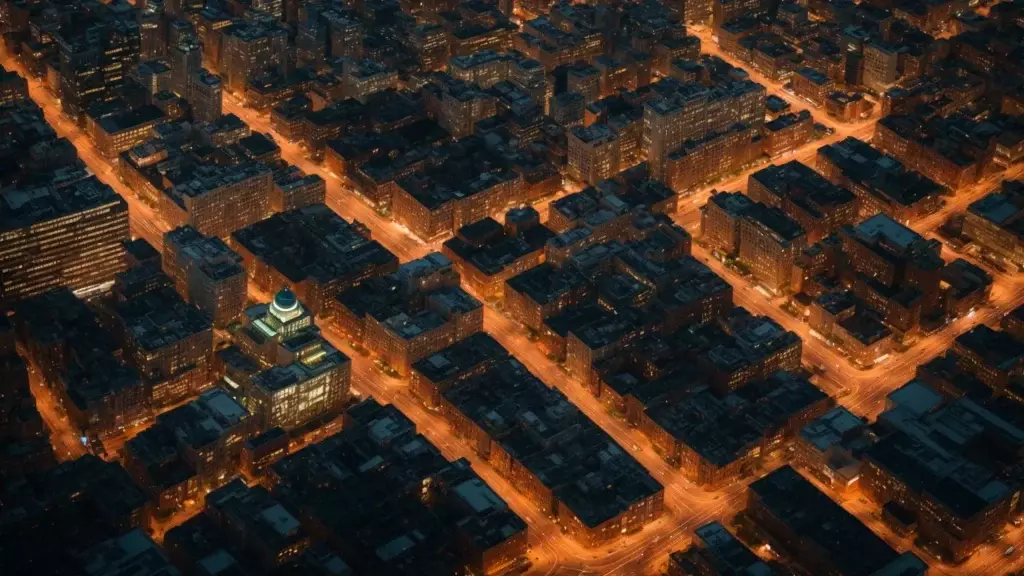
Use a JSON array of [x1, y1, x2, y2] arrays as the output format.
[[273, 288, 298, 312]]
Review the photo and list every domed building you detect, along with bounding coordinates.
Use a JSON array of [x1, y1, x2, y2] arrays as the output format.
[[223, 287, 351, 431], [236, 287, 318, 367]]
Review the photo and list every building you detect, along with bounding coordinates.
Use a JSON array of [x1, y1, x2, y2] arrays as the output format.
[[747, 465, 927, 576], [56, 10, 141, 122], [439, 358, 664, 547], [940, 258, 992, 319], [0, 454, 149, 573], [390, 146, 524, 242], [962, 181, 1024, 270], [748, 161, 858, 243], [826, 91, 872, 122], [76, 530, 178, 576], [221, 22, 287, 95], [163, 226, 247, 327], [270, 398, 529, 575], [668, 522, 772, 576], [189, 69, 223, 123], [643, 371, 830, 486], [124, 387, 251, 514], [863, 381, 1018, 562], [761, 110, 813, 157], [794, 406, 872, 494], [442, 208, 554, 300], [162, 162, 273, 240], [231, 204, 398, 315], [229, 289, 351, 431], [644, 73, 765, 181], [336, 253, 484, 376], [271, 166, 326, 213], [863, 42, 899, 93], [504, 263, 592, 331], [792, 68, 834, 108], [567, 124, 620, 186], [0, 176, 129, 308], [113, 286, 214, 410], [700, 191, 755, 255], [840, 214, 945, 333], [817, 137, 944, 224], [449, 50, 510, 89], [0, 64, 28, 105], [342, 59, 399, 103], [88, 105, 167, 159], [204, 480, 311, 569], [952, 325, 1024, 394], [739, 202, 807, 294], [809, 291, 894, 366], [665, 124, 762, 192]]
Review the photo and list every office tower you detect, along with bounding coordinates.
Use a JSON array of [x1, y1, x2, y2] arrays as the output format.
[[168, 39, 201, 98], [295, 17, 327, 70], [221, 22, 287, 95], [189, 68, 222, 123], [325, 12, 363, 60], [197, 8, 233, 72], [0, 176, 129, 307], [57, 11, 142, 122], [164, 226, 247, 327], [862, 42, 899, 93], [138, 9, 165, 60]]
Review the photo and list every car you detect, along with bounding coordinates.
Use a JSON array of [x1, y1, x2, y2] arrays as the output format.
[[1006, 546, 1016, 557]]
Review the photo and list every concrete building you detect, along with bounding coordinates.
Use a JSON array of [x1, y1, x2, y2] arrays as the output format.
[[0, 177, 129, 307], [162, 162, 273, 239], [221, 22, 287, 95], [164, 226, 247, 327], [747, 466, 927, 576], [189, 69, 223, 123], [231, 204, 398, 316], [568, 124, 621, 186], [748, 161, 858, 243], [112, 286, 214, 410], [739, 203, 808, 294], [962, 181, 1024, 270]]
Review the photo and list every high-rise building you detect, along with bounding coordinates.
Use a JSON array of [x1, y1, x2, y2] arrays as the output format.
[[164, 226, 247, 327], [862, 42, 899, 93], [221, 22, 287, 95], [325, 11, 362, 60], [57, 11, 141, 122], [168, 39, 201, 98], [189, 68, 223, 123], [0, 176, 129, 307]]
